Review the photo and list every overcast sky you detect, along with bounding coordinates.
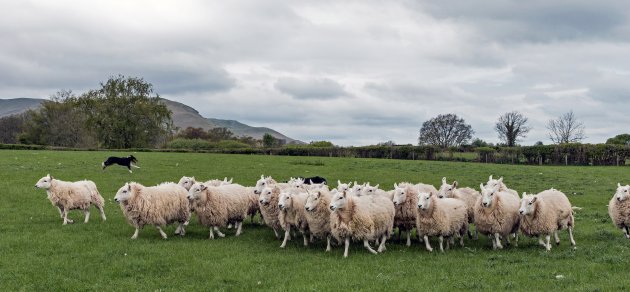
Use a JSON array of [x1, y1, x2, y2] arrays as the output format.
[[1, 0, 629, 146]]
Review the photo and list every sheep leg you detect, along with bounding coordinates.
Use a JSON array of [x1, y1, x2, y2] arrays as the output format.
[[537, 236, 546, 247], [83, 210, 90, 223], [343, 238, 350, 258], [310, 234, 315, 243], [156, 226, 168, 239], [569, 227, 576, 245], [303, 234, 309, 247], [474, 227, 479, 240], [273, 228, 280, 239], [280, 229, 290, 248], [208, 227, 215, 239], [227, 223, 233, 229], [175, 224, 185, 236], [62, 208, 73, 225], [406, 232, 411, 247], [377, 235, 388, 253], [514, 233, 519, 247], [131, 228, 140, 239], [544, 235, 551, 251], [423, 235, 433, 252], [494, 233, 503, 249], [438, 236, 445, 253], [325, 235, 332, 252], [459, 234, 465, 247], [363, 240, 378, 254], [623, 226, 630, 239], [97, 205, 106, 221], [554, 231, 560, 246], [235, 222, 243, 236], [418, 232, 424, 243], [57, 207, 63, 218], [213, 227, 225, 237]]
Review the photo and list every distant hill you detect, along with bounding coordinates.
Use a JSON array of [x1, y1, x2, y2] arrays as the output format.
[[0, 98, 43, 117], [0, 97, 302, 143]]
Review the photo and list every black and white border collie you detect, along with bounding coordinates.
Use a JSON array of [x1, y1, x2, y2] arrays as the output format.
[[102, 155, 140, 173], [299, 176, 327, 185]]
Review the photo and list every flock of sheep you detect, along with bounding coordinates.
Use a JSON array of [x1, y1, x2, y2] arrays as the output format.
[[34, 174, 630, 257]]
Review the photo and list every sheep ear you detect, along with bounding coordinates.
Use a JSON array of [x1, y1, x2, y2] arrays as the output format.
[[347, 182, 352, 187], [442, 177, 447, 184], [522, 192, 527, 198], [619, 183, 622, 188], [354, 181, 358, 186], [489, 175, 493, 181], [191, 176, 196, 181], [394, 183, 398, 189], [428, 192, 433, 197], [308, 179, 313, 184], [200, 184, 207, 191], [338, 180, 342, 186], [452, 181, 458, 188], [531, 196, 537, 203], [498, 177, 504, 183], [375, 184, 379, 189], [480, 183, 485, 191]]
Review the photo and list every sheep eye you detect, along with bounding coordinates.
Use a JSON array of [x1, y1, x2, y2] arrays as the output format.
[[528, 202, 532, 205]]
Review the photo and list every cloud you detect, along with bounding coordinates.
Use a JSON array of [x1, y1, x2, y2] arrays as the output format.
[[1, 0, 630, 146], [274, 77, 347, 100]]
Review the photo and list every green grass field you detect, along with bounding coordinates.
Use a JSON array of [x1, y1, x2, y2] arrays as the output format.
[[1, 150, 629, 291]]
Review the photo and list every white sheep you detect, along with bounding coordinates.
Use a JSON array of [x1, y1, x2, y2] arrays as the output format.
[[278, 189, 310, 248], [438, 177, 481, 239], [416, 191, 468, 252], [304, 189, 333, 251], [349, 181, 367, 196], [178, 176, 232, 191], [253, 175, 290, 195], [392, 183, 420, 246], [114, 182, 189, 239], [474, 183, 521, 249], [329, 191, 395, 258], [485, 175, 519, 198], [608, 183, 630, 239], [336, 180, 353, 193], [258, 186, 283, 239], [35, 174, 106, 225], [187, 183, 251, 239], [360, 183, 394, 200], [519, 189, 576, 251]]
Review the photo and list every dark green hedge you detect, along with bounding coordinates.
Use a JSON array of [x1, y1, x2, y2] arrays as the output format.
[[1, 143, 628, 166]]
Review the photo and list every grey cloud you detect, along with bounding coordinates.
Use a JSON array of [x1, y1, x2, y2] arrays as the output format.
[[416, 0, 629, 42], [275, 77, 347, 100]]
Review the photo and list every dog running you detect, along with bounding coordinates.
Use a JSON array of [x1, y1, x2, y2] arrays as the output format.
[[102, 155, 140, 173]]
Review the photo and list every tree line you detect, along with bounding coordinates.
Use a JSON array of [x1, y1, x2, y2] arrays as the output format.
[[417, 111, 628, 148], [0, 76, 172, 149]]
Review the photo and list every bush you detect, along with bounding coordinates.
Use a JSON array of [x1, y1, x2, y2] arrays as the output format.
[[166, 138, 213, 150], [215, 140, 251, 149]]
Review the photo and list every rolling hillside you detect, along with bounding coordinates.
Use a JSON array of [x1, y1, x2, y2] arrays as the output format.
[[0, 98, 301, 143]]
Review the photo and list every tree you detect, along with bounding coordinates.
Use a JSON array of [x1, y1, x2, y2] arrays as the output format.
[[418, 114, 474, 148], [471, 138, 490, 147], [606, 134, 630, 145], [207, 127, 233, 142], [495, 111, 530, 147], [0, 114, 26, 144], [377, 140, 396, 146], [547, 111, 586, 144], [262, 133, 277, 148], [310, 141, 334, 147], [177, 127, 209, 140], [18, 90, 96, 147], [77, 75, 172, 148]]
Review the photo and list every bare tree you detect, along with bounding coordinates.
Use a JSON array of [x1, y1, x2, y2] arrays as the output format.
[[547, 111, 586, 144], [418, 114, 474, 148], [495, 111, 531, 147]]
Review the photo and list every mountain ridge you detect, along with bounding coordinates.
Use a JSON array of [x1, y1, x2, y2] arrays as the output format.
[[0, 98, 301, 143]]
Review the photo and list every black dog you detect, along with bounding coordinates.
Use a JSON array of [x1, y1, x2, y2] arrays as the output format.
[[102, 155, 140, 173], [299, 176, 327, 185]]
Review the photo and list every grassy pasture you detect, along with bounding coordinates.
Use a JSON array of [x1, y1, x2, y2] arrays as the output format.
[[0, 150, 628, 291]]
